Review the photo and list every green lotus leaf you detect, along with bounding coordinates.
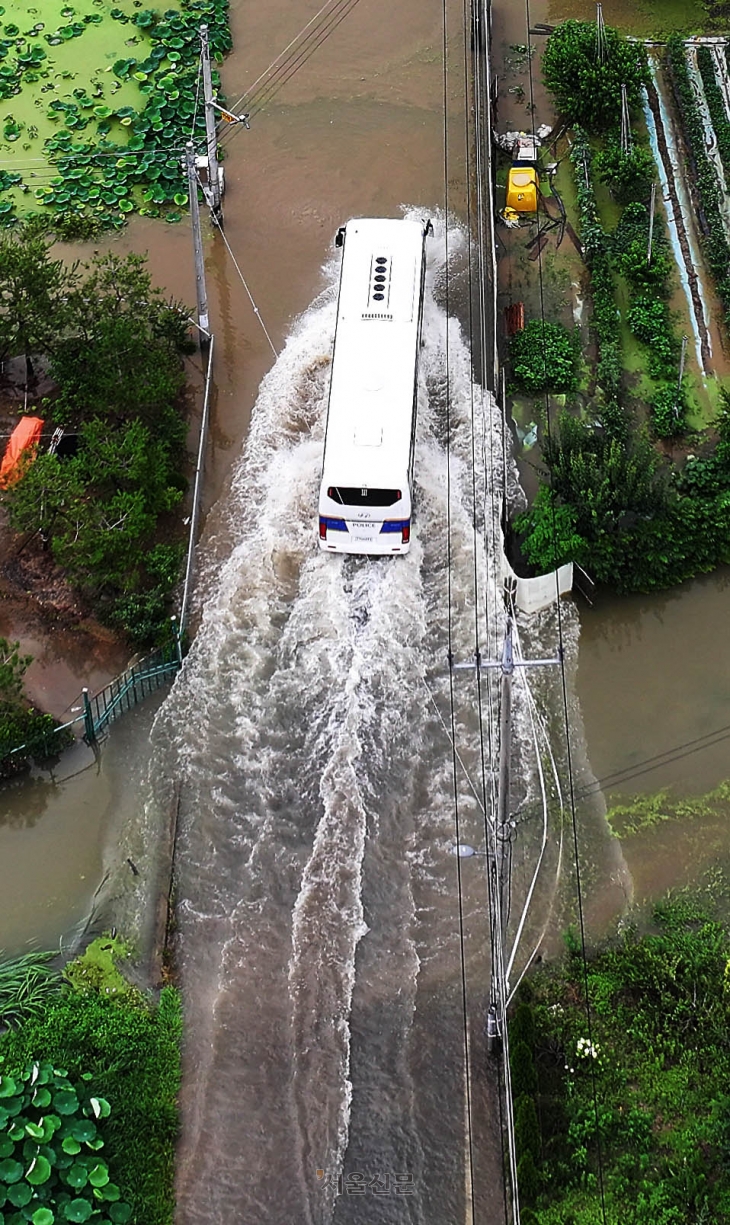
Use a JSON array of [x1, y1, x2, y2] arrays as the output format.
[[64, 1202, 92, 1223], [60, 1137, 80, 1156], [26, 1154, 52, 1185], [3, 23, 18, 36], [108, 1205, 132, 1224], [32, 1209, 55, 1225], [42, 1116, 61, 1139], [0, 1159, 24, 1183], [93, 105, 111, 118], [8, 1122, 26, 1141], [165, 211, 181, 223], [0, 1077, 17, 1098], [98, 1183, 120, 1202], [3, 1096, 22, 1117], [46, 36, 62, 44], [32, 1090, 51, 1110], [173, 192, 187, 207], [87, 1163, 109, 1188], [83, 1138, 104, 1152], [64, 1164, 87, 1190], [7, 1182, 32, 1208], [71, 1122, 95, 1146], [24, 1122, 45, 1140], [118, 199, 134, 212], [0, 1134, 14, 1158]]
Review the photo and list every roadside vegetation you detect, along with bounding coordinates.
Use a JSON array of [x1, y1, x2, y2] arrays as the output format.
[[513, 19, 730, 594], [0, 637, 71, 777], [0, 224, 193, 647], [0, 936, 180, 1225], [512, 892, 730, 1223]]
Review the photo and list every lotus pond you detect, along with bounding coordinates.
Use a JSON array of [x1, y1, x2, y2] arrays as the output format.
[[0, 0, 230, 231]]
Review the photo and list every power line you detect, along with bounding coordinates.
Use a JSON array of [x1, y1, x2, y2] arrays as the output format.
[[523, 4, 609, 1221], [226, 0, 357, 113], [209, 207, 278, 357], [441, 0, 478, 1216], [220, 0, 363, 139]]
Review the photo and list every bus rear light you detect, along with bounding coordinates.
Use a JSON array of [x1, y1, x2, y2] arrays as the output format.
[[320, 517, 347, 537], [381, 520, 410, 543]]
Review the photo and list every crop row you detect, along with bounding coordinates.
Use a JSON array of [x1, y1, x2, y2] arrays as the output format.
[[667, 34, 730, 324], [569, 127, 624, 432], [696, 45, 730, 185]]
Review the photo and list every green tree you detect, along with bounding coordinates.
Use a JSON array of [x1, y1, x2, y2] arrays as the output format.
[[543, 20, 649, 132], [0, 636, 32, 706], [0, 226, 76, 380], [511, 1041, 539, 1100], [515, 1094, 542, 1165], [50, 252, 192, 430]]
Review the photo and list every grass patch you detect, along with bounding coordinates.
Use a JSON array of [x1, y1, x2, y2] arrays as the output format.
[[63, 935, 132, 997]]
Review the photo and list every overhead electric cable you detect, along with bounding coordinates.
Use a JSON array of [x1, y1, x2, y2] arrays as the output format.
[[226, 0, 358, 113], [441, 0, 478, 1218], [220, 0, 363, 139], [209, 208, 278, 357]]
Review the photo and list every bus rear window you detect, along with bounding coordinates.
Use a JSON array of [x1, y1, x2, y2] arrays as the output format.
[[327, 487, 402, 507]]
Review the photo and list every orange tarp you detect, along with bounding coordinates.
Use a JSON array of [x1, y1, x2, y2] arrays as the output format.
[[0, 416, 44, 489]]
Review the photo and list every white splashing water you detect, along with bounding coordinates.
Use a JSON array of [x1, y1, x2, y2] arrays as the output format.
[[155, 213, 519, 1224]]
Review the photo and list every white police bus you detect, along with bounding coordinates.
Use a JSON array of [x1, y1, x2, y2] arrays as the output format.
[[318, 216, 432, 555]]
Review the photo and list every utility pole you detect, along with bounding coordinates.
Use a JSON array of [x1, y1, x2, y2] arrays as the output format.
[[200, 23, 222, 222], [185, 141, 210, 347], [620, 83, 631, 155], [596, 2, 606, 64], [647, 181, 656, 265], [675, 334, 688, 419]]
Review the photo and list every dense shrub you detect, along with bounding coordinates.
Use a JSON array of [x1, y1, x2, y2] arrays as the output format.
[[525, 893, 730, 1219], [543, 20, 649, 132], [626, 295, 678, 379], [595, 139, 655, 204], [510, 319, 579, 395], [652, 384, 688, 439]]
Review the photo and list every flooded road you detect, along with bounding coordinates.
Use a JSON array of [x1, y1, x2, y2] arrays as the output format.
[[1, 0, 730, 1220]]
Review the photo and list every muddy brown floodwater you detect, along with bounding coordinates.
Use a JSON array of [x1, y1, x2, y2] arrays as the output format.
[[2, 0, 730, 1219]]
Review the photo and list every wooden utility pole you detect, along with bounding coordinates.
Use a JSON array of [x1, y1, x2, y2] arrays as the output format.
[[185, 141, 210, 346], [200, 24, 222, 222]]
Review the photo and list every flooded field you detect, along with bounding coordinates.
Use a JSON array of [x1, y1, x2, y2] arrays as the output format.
[[1, 0, 730, 1220]]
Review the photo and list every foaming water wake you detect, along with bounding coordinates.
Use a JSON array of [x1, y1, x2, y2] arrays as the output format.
[[153, 215, 517, 1224]]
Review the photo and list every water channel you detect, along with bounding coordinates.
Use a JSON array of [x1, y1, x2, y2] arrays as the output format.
[[1, 0, 730, 1221]]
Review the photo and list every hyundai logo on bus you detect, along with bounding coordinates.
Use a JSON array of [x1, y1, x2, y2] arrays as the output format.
[[318, 216, 433, 556]]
